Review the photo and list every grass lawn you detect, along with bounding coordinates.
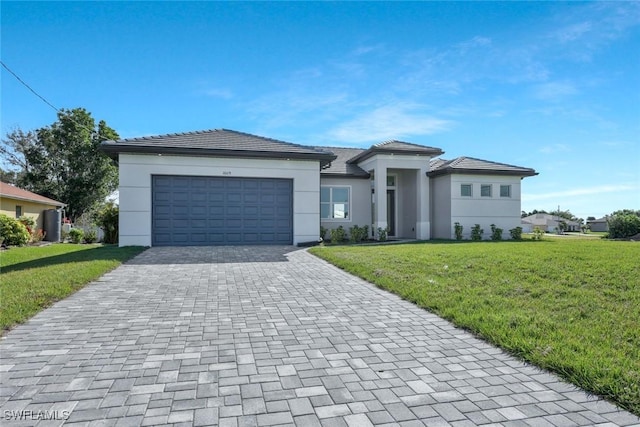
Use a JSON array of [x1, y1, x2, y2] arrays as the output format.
[[309, 238, 640, 415], [0, 243, 146, 333]]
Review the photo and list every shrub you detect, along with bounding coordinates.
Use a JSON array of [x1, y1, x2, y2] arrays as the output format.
[[349, 225, 369, 243], [329, 226, 346, 244], [490, 224, 503, 241], [607, 213, 640, 239], [0, 214, 31, 246], [84, 229, 98, 243], [320, 226, 328, 241], [69, 228, 85, 244], [454, 222, 463, 240], [32, 229, 46, 243], [377, 226, 390, 242], [532, 226, 545, 240], [471, 224, 484, 241], [509, 226, 523, 240], [94, 202, 119, 244], [18, 216, 36, 236]]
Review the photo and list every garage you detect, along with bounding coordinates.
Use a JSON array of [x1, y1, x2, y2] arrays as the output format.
[[152, 175, 293, 246]]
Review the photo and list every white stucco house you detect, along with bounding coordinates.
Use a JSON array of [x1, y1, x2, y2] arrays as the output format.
[[100, 129, 537, 246], [521, 213, 581, 233]]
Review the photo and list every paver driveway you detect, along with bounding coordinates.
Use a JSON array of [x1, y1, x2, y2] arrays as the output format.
[[1, 246, 638, 427]]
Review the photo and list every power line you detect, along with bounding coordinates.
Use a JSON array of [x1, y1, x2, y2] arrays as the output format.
[[1, 60, 59, 113], [1, 60, 114, 141]]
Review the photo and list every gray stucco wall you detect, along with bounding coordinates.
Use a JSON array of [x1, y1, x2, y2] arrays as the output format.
[[320, 176, 371, 239]]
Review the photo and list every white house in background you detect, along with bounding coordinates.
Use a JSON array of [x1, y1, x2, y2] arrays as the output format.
[[587, 217, 608, 232], [521, 213, 581, 233], [100, 129, 537, 246]]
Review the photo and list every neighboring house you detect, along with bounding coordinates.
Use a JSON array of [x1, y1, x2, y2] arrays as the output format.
[[521, 213, 581, 233], [100, 129, 537, 246], [587, 217, 608, 232], [0, 181, 66, 232]]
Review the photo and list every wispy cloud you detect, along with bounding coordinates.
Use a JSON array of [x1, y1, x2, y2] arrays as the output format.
[[202, 88, 234, 99], [532, 81, 578, 102], [327, 103, 453, 145], [523, 184, 638, 202], [539, 144, 571, 154]]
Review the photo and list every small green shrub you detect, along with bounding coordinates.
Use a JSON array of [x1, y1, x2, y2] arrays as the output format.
[[509, 226, 523, 240], [320, 226, 328, 241], [377, 226, 390, 242], [84, 230, 98, 243], [532, 226, 545, 240], [330, 226, 346, 244], [471, 224, 484, 241], [454, 222, 464, 240], [0, 214, 30, 246], [69, 228, 85, 244], [490, 224, 503, 241], [94, 202, 119, 244], [349, 225, 369, 243], [18, 216, 36, 236]]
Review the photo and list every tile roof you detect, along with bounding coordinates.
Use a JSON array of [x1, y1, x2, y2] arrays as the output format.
[[427, 156, 538, 177], [100, 129, 336, 165], [347, 140, 444, 164], [0, 182, 65, 206], [316, 147, 369, 177]]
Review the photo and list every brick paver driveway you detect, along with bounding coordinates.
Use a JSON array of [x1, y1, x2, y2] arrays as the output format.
[[1, 246, 638, 426]]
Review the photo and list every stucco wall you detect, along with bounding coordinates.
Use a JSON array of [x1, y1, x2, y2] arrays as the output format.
[[430, 175, 453, 239], [118, 153, 322, 246], [0, 198, 58, 231], [319, 176, 371, 239], [449, 174, 523, 240]]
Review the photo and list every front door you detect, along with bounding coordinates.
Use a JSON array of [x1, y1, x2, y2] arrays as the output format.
[[387, 189, 396, 236]]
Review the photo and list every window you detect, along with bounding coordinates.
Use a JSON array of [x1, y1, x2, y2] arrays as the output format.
[[321, 186, 350, 220], [461, 184, 472, 197], [386, 176, 396, 187], [500, 185, 512, 198], [481, 184, 492, 197], [15, 205, 22, 218]]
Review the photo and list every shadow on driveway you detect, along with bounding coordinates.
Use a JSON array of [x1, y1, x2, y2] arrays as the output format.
[[125, 245, 297, 264]]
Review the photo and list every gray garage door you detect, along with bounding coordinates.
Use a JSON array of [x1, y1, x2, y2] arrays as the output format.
[[152, 175, 293, 246]]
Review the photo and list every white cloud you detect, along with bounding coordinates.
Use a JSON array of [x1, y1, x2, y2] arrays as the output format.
[[203, 88, 234, 99], [532, 81, 578, 102], [523, 184, 638, 202], [539, 144, 571, 154], [327, 103, 453, 144]]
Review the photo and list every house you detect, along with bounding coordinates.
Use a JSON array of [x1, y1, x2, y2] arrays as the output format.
[[521, 213, 581, 233], [587, 217, 608, 232], [100, 129, 537, 246], [0, 181, 66, 232]]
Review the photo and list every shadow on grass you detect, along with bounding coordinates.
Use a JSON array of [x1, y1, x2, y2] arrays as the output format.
[[1, 245, 147, 274]]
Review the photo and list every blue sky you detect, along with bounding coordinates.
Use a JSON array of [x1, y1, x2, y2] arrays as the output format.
[[2, 1, 639, 219]]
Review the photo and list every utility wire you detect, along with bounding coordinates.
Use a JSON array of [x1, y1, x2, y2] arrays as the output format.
[[1, 60, 114, 141], [1, 60, 59, 113]]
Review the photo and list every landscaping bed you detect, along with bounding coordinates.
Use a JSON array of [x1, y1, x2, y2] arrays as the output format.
[[309, 238, 640, 415]]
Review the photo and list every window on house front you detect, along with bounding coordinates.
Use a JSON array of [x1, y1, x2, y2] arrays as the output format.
[[15, 205, 22, 218], [481, 184, 492, 197], [500, 185, 512, 198], [321, 186, 350, 220], [461, 184, 472, 197]]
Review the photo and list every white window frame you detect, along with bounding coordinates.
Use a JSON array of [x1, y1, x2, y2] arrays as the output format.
[[500, 184, 512, 198], [461, 184, 473, 197], [321, 185, 352, 222], [481, 184, 492, 197]]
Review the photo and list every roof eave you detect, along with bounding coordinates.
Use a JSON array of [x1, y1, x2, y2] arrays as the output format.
[[0, 193, 66, 207], [427, 168, 538, 178], [347, 148, 445, 164], [100, 143, 337, 167]]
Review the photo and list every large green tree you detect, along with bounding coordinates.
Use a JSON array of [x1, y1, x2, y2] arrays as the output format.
[[0, 108, 119, 221]]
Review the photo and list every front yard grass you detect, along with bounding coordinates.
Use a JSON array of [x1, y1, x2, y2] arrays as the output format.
[[309, 239, 640, 415], [0, 244, 146, 333]]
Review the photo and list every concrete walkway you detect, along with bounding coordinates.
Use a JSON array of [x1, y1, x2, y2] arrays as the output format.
[[1, 246, 638, 426]]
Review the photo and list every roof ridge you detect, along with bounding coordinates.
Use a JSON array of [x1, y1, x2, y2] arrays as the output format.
[[220, 129, 331, 153], [117, 128, 224, 142]]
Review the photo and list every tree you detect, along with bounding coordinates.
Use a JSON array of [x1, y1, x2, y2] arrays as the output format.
[[521, 209, 548, 218], [0, 108, 119, 221], [607, 211, 640, 238]]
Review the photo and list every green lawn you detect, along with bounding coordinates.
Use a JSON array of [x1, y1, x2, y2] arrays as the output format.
[[0, 243, 146, 333], [309, 239, 640, 415]]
